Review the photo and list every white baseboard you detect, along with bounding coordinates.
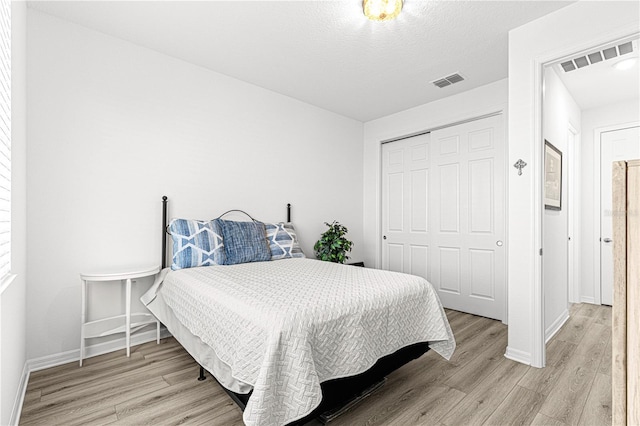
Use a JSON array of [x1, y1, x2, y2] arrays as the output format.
[[28, 327, 171, 373], [545, 309, 569, 343], [11, 328, 171, 424], [9, 361, 30, 426], [580, 296, 596, 304], [504, 346, 531, 366]]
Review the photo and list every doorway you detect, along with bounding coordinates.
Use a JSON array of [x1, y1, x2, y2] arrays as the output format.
[[598, 124, 640, 306], [541, 35, 639, 358], [541, 64, 579, 341]]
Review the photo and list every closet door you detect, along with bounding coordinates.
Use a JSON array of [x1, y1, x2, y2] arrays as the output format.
[[381, 133, 430, 280], [381, 114, 506, 321], [430, 115, 505, 321]]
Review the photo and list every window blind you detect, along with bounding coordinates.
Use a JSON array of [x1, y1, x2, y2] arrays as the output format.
[[0, 0, 11, 282]]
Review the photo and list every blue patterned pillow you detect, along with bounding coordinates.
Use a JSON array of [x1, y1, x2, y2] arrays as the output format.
[[265, 222, 306, 260], [169, 219, 225, 270], [214, 219, 271, 265]]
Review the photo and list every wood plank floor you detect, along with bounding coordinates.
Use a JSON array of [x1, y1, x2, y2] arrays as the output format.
[[20, 304, 612, 425]]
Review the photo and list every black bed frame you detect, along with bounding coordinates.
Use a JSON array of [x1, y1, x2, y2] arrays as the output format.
[[160, 196, 430, 424]]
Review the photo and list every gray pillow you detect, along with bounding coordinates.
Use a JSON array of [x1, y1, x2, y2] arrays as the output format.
[[214, 219, 271, 265]]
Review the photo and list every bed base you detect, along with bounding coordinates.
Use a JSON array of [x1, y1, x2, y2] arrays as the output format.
[[160, 197, 429, 423], [197, 342, 429, 425]]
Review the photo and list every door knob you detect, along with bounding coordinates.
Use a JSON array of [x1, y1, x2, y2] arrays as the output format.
[[383, 235, 387, 240], [603, 238, 612, 243], [496, 240, 503, 247]]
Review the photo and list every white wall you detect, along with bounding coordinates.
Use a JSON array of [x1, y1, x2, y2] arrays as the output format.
[[542, 67, 580, 340], [580, 99, 640, 304], [1, 1, 28, 425], [26, 10, 364, 361], [362, 79, 508, 269], [507, 0, 639, 366]]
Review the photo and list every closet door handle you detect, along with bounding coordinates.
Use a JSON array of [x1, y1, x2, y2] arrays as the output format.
[[603, 238, 612, 243]]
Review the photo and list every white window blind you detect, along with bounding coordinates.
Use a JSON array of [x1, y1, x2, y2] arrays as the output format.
[[0, 0, 10, 282]]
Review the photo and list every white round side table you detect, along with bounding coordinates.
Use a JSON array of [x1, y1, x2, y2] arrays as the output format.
[[79, 265, 161, 366]]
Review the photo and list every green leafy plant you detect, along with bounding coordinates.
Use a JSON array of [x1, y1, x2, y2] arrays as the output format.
[[314, 221, 353, 264]]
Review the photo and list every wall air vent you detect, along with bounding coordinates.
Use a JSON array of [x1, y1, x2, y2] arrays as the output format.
[[561, 40, 636, 72], [432, 73, 465, 88]]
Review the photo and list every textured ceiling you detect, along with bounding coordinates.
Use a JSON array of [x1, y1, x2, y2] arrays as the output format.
[[28, 1, 574, 122]]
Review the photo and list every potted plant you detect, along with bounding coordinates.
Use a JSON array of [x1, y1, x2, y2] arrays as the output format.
[[314, 221, 353, 264]]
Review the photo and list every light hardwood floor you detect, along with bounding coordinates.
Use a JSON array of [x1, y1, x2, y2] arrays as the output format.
[[20, 304, 612, 425]]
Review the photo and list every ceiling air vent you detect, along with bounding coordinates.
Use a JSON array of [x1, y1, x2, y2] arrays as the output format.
[[561, 40, 635, 72], [432, 73, 465, 88]]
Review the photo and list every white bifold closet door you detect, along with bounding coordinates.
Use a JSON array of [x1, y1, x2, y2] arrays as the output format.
[[382, 114, 505, 321]]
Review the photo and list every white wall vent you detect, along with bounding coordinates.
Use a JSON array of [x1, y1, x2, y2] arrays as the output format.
[[561, 41, 635, 72], [431, 73, 465, 88]]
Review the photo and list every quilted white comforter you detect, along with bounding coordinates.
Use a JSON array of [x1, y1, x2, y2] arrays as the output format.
[[144, 258, 455, 426]]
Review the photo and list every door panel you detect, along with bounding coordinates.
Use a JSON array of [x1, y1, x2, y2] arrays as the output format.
[[469, 249, 494, 299], [430, 115, 505, 320], [439, 163, 460, 233], [411, 169, 428, 231], [387, 243, 403, 273], [469, 128, 494, 151], [388, 173, 403, 231], [469, 158, 494, 233], [381, 115, 505, 321], [410, 244, 429, 279], [601, 126, 640, 305], [382, 134, 430, 279], [439, 247, 461, 294]]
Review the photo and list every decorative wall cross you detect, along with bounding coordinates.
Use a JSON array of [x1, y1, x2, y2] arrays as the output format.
[[514, 159, 527, 176]]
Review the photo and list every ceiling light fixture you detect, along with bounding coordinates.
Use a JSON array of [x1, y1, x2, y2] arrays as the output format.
[[613, 57, 638, 71], [363, 0, 403, 21]]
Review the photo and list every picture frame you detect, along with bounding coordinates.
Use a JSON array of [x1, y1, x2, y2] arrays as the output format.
[[544, 140, 562, 210]]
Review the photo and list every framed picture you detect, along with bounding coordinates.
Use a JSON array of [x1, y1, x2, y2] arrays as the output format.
[[544, 140, 562, 210]]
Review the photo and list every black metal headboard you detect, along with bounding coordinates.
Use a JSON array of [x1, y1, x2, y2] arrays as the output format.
[[161, 196, 292, 269]]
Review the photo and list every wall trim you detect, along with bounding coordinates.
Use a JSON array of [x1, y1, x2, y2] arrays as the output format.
[[10, 329, 170, 424], [532, 57, 545, 368], [545, 308, 569, 343], [504, 347, 531, 366], [8, 361, 29, 426], [27, 328, 171, 373], [10, 329, 171, 425], [567, 123, 580, 304]]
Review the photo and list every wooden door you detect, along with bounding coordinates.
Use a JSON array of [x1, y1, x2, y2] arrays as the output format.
[[612, 159, 640, 426]]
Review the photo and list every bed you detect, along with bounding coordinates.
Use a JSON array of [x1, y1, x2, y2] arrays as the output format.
[[141, 197, 455, 426]]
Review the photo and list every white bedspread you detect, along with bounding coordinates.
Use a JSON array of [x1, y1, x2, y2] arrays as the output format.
[[143, 258, 455, 426]]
